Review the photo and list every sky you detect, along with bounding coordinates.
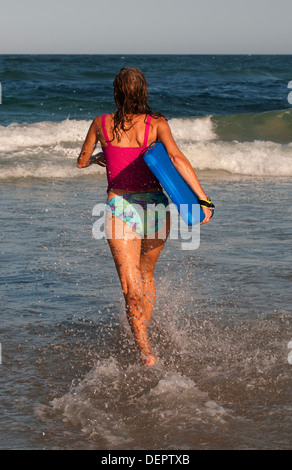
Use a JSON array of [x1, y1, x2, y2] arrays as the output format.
[[0, 0, 291, 54]]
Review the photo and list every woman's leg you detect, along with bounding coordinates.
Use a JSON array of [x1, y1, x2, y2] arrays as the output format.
[[140, 212, 171, 326], [106, 213, 155, 364], [106, 210, 170, 365]]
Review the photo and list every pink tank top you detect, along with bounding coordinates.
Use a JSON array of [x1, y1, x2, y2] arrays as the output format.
[[101, 114, 161, 193]]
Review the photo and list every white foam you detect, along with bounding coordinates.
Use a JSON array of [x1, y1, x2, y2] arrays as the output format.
[[0, 117, 215, 153], [169, 116, 217, 142], [181, 140, 292, 176], [47, 357, 229, 446], [1, 118, 291, 178], [0, 159, 105, 180], [150, 371, 206, 398], [0, 118, 90, 152]]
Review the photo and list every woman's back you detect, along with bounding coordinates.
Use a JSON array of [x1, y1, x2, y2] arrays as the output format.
[[101, 113, 162, 193], [102, 113, 154, 148]]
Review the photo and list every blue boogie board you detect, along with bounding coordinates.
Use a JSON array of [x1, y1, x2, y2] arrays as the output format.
[[144, 141, 212, 226]]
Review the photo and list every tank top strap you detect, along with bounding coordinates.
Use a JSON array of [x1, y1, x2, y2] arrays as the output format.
[[143, 115, 152, 146], [102, 114, 111, 144]]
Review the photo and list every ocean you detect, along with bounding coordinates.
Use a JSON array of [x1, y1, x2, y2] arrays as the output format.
[[0, 54, 291, 451]]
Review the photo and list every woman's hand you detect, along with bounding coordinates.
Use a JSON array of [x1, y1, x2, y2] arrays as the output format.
[[200, 206, 213, 225], [89, 152, 106, 167]]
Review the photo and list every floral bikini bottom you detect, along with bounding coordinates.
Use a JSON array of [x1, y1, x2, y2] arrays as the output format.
[[105, 191, 169, 237]]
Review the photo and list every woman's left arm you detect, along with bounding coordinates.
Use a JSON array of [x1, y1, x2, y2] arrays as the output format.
[[77, 118, 99, 168], [157, 118, 213, 224]]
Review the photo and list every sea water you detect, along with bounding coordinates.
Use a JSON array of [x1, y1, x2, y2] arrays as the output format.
[[0, 55, 291, 450]]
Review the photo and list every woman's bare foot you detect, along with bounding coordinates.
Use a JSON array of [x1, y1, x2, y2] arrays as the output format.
[[142, 354, 159, 367]]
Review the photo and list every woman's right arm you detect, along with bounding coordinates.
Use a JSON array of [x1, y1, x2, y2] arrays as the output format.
[[77, 116, 103, 168]]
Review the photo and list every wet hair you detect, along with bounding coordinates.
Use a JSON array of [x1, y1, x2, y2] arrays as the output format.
[[112, 67, 162, 142]]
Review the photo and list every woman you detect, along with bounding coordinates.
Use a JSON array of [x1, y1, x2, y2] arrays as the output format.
[[77, 68, 213, 366]]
